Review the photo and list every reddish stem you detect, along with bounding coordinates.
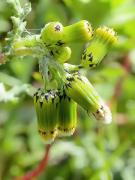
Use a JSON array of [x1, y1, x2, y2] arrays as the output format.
[[0, 53, 5, 64], [16, 144, 51, 180], [110, 55, 131, 106], [122, 55, 131, 73]]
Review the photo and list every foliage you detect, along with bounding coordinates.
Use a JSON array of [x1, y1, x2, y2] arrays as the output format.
[[0, 0, 135, 180]]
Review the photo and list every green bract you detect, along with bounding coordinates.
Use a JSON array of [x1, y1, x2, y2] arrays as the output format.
[[13, 35, 41, 49], [34, 89, 59, 144], [57, 92, 77, 136]]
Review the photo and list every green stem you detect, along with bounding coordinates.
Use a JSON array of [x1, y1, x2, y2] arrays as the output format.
[[12, 47, 44, 57], [39, 57, 49, 90], [13, 35, 42, 49], [49, 59, 66, 80], [11, 35, 45, 57], [49, 58, 67, 89], [49, 67, 63, 89]]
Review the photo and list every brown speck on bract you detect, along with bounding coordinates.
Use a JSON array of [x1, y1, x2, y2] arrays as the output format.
[[55, 25, 61, 31]]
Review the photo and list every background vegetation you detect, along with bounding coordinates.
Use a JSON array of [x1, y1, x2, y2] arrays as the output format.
[[0, 0, 135, 179]]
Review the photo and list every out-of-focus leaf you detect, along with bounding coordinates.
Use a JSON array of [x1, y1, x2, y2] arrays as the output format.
[[9, 57, 36, 83], [0, 18, 10, 33], [0, 82, 35, 102], [63, 0, 111, 26], [105, 0, 135, 28]]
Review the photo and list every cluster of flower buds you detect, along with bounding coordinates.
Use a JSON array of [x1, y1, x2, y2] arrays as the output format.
[[40, 20, 93, 63], [34, 89, 77, 143], [32, 20, 118, 144], [1, 1, 118, 144]]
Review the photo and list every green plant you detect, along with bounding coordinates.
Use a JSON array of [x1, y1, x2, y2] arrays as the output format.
[[1, 0, 117, 144], [4, 1, 135, 180]]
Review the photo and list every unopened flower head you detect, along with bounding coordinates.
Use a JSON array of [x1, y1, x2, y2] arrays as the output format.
[[57, 91, 77, 137], [33, 89, 59, 144], [65, 74, 112, 123], [63, 20, 93, 43], [41, 22, 65, 46], [49, 46, 71, 63], [65, 74, 101, 113], [81, 26, 117, 68], [95, 26, 118, 45]]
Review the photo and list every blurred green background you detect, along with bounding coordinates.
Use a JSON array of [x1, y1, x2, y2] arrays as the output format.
[[0, 0, 135, 179]]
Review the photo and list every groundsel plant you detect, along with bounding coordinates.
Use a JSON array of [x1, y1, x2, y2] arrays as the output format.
[[1, 0, 118, 144]]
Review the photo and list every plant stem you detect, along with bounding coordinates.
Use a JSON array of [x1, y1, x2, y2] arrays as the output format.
[[13, 47, 44, 57], [15, 144, 51, 180], [0, 53, 6, 64], [110, 54, 131, 106], [39, 56, 49, 90]]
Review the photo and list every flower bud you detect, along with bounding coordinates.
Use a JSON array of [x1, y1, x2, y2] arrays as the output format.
[[57, 91, 77, 136], [65, 75, 112, 123], [50, 46, 71, 63], [63, 20, 93, 43], [33, 89, 59, 144], [81, 26, 117, 68], [96, 26, 117, 45], [41, 22, 65, 46]]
